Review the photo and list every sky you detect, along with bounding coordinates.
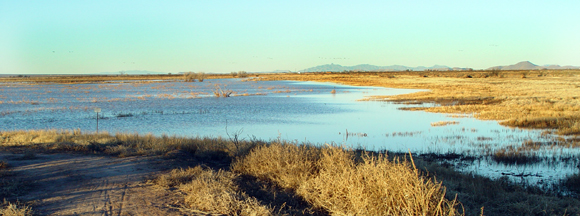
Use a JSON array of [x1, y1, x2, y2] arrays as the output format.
[[1, 0, 579, 74]]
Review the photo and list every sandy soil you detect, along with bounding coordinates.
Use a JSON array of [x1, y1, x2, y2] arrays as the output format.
[[1, 153, 189, 216]]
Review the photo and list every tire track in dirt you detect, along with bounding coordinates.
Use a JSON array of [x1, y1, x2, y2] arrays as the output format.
[[0, 153, 184, 215]]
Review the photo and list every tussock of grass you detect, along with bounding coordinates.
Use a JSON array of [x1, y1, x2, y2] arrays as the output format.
[[0, 200, 33, 216], [232, 143, 320, 189], [154, 167, 202, 188], [233, 144, 460, 215], [492, 147, 540, 165], [155, 166, 272, 215]]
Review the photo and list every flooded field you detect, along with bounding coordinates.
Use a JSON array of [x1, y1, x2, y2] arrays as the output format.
[[1, 78, 578, 186]]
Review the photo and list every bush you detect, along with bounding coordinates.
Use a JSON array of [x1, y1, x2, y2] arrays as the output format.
[[233, 144, 460, 215]]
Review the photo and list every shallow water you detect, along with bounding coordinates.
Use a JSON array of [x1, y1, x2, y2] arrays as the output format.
[[1, 79, 578, 185]]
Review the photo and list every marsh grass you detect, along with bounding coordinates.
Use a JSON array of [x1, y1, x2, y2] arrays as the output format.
[[0, 130, 255, 158], [212, 84, 234, 97], [258, 70, 580, 135], [232, 143, 460, 215], [431, 121, 460, 127], [414, 155, 580, 215], [491, 147, 540, 165]]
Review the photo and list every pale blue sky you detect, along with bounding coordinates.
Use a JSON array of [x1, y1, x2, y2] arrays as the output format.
[[1, 0, 579, 74]]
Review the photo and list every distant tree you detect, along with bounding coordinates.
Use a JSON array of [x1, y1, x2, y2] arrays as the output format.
[[196, 72, 206, 82], [237, 71, 248, 78], [184, 72, 196, 82]]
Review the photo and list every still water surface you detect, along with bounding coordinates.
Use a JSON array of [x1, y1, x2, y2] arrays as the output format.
[[1, 79, 578, 185]]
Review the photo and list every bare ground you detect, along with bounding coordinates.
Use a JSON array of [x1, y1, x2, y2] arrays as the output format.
[[1, 152, 189, 216]]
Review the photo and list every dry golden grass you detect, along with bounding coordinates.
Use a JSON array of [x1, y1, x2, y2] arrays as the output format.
[[4, 130, 580, 215], [232, 143, 460, 215], [231, 143, 320, 189], [258, 70, 580, 135], [0, 73, 252, 84], [155, 166, 272, 215], [0, 200, 33, 216], [0, 129, 255, 158], [431, 121, 460, 127]]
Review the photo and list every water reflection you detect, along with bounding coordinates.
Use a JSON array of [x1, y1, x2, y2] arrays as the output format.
[[1, 79, 578, 185]]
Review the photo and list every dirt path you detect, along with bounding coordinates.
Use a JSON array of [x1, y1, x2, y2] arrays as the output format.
[[1, 153, 186, 215]]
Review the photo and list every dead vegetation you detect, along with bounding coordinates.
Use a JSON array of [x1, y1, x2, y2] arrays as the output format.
[[183, 72, 207, 82], [0, 199, 33, 216], [2, 130, 460, 215], [2, 130, 580, 215], [155, 166, 272, 215], [257, 70, 580, 136], [233, 143, 459, 215]]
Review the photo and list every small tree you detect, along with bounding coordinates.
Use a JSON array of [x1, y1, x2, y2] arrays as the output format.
[[184, 72, 196, 82], [237, 71, 248, 78], [196, 72, 206, 82]]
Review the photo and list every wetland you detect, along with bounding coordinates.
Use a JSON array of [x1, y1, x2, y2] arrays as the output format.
[[2, 70, 580, 215]]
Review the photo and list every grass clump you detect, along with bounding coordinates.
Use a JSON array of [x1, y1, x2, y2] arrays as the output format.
[[491, 147, 540, 165], [232, 143, 320, 189], [0, 199, 33, 216], [155, 166, 272, 215], [233, 144, 460, 215]]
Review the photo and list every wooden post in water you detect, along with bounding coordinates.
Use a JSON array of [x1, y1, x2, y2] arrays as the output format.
[[94, 108, 101, 133]]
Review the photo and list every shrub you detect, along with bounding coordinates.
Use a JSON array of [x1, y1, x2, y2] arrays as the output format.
[[237, 71, 248, 78], [233, 144, 460, 215], [184, 72, 196, 82], [156, 166, 272, 215]]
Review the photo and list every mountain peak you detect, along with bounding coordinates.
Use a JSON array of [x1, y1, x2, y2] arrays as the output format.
[[514, 61, 537, 67]]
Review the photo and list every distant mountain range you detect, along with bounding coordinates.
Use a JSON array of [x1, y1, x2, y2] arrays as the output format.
[[99, 70, 169, 75], [486, 61, 580, 70], [300, 63, 468, 72], [300, 61, 579, 72]]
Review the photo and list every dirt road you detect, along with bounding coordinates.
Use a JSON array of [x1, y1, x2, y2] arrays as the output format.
[[1, 153, 186, 215]]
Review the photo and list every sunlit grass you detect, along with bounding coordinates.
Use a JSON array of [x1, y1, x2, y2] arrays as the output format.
[[258, 70, 580, 135]]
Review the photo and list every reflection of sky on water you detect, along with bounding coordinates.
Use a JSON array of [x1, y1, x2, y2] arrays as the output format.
[[1, 79, 579, 185]]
